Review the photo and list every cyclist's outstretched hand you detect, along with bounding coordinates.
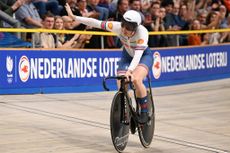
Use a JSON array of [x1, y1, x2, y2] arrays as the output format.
[[65, 3, 75, 20], [125, 70, 134, 82]]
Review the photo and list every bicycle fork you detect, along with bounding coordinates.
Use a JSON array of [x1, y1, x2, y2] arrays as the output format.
[[121, 93, 130, 125]]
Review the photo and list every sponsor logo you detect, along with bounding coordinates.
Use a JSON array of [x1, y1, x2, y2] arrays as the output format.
[[114, 134, 129, 147], [152, 51, 161, 79], [18, 55, 30, 82], [108, 22, 113, 30], [137, 39, 144, 44], [16, 56, 119, 82], [6, 56, 13, 83]]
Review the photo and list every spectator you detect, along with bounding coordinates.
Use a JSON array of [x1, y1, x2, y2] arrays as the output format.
[[54, 16, 65, 44], [187, 19, 208, 45], [129, 0, 141, 12], [203, 11, 222, 45], [223, 0, 230, 12], [15, 0, 43, 28], [140, 0, 151, 13], [197, 9, 208, 29], [62, 15, 77, 42], [129, 0, 145, 23], [144, 1, 167, 47], [78, 0, 98, 18], [0, 0, 26, 27], [109, 0, 129, 21], [162, 0, 180, 46], [33, 0, 63, 18], [87, 0, 109, 20], [54, 16, 80, 48], [219, 5, 228, 29], [218, 5, 229, 43], [77, 0, 100, 28], [60, 0, 80, 16], [220, 14, 230, 43], [62, 15, 90, 48], [173, 3, 190, 46], [33, 13, 56, 48]]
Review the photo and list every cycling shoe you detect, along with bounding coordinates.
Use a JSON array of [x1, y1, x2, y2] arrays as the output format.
[[138, 112, 149, 124]]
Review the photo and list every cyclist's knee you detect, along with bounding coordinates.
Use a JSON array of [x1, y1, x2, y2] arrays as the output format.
[[132, 76, 143, 86]]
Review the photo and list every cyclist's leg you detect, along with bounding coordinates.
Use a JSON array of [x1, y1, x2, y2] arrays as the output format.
[[132, 66, 148, 98], [132, 47, 153, 123], [132, 66, 149, 117]]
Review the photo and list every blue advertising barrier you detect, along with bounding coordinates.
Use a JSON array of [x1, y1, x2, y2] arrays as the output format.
[[0, 44, 229, 94]]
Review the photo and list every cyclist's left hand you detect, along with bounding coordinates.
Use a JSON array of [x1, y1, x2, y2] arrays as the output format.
[[65, 3, 75, 20], [125, 70, 133, 82]]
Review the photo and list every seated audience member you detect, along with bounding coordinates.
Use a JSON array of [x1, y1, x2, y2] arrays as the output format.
[[205, 11, 222, 44], [109, 0, 129, 21], [15, 0, 43, 28], [223, 0, 230, 12], [144, 2, 167, 47], [197, 9, 208, 29], [129, 0, 144, 21], [33, 0, 63, 18], [187, 19, 208, 46], [33, 13, 56, 48], [60, 0, 78, 15], [78, 0, 99, 18], [161, 0, 180, 46], [54, 16, 66, 44], [87, 0, 109, 20], [62, 15, 90, 48], [54, 16, 80, 48]]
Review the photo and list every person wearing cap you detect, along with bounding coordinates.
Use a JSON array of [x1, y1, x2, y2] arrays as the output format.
[[65, 3, 153, 125]]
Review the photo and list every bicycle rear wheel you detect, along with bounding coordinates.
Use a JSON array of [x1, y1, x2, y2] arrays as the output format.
[[110, 92, 130, 152], [138, 90, 155, 148]]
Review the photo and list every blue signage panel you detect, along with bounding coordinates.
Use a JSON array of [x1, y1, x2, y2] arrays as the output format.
[[1, 50, 121, 88], [151, 45, 229, 83], [0, 44, 229, 94]]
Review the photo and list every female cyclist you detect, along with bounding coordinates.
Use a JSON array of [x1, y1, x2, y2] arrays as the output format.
[[65, 4, 153, 123]]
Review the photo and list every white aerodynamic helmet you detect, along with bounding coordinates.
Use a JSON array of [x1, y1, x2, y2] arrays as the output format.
[[121, 10, 142, 31]]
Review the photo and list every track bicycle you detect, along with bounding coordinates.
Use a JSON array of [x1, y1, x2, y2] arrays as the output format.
[[103, 75, 155, 152]]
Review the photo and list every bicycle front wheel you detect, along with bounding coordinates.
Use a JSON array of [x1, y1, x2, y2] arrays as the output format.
[[110, 91, 130, 152], [138, 90, 155, 148]]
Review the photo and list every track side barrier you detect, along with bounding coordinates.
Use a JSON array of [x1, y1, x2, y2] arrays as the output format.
[[0, 44, 229, 94]]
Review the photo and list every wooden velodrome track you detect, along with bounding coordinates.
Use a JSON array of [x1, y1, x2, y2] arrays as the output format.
[[0, 78, 230, 153]]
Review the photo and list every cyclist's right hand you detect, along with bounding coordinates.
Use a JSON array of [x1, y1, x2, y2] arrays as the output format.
[[125, 70, 133, 82]]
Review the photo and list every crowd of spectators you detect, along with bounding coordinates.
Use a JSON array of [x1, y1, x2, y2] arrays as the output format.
[[1, 0, 230, 48]]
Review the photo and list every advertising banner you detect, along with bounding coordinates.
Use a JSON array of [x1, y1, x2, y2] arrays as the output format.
[[0, 44, 229, 94]]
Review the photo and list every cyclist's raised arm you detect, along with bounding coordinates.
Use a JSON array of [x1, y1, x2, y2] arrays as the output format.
[[65, 3, 121, 33], [65, 3, 101, 29]]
